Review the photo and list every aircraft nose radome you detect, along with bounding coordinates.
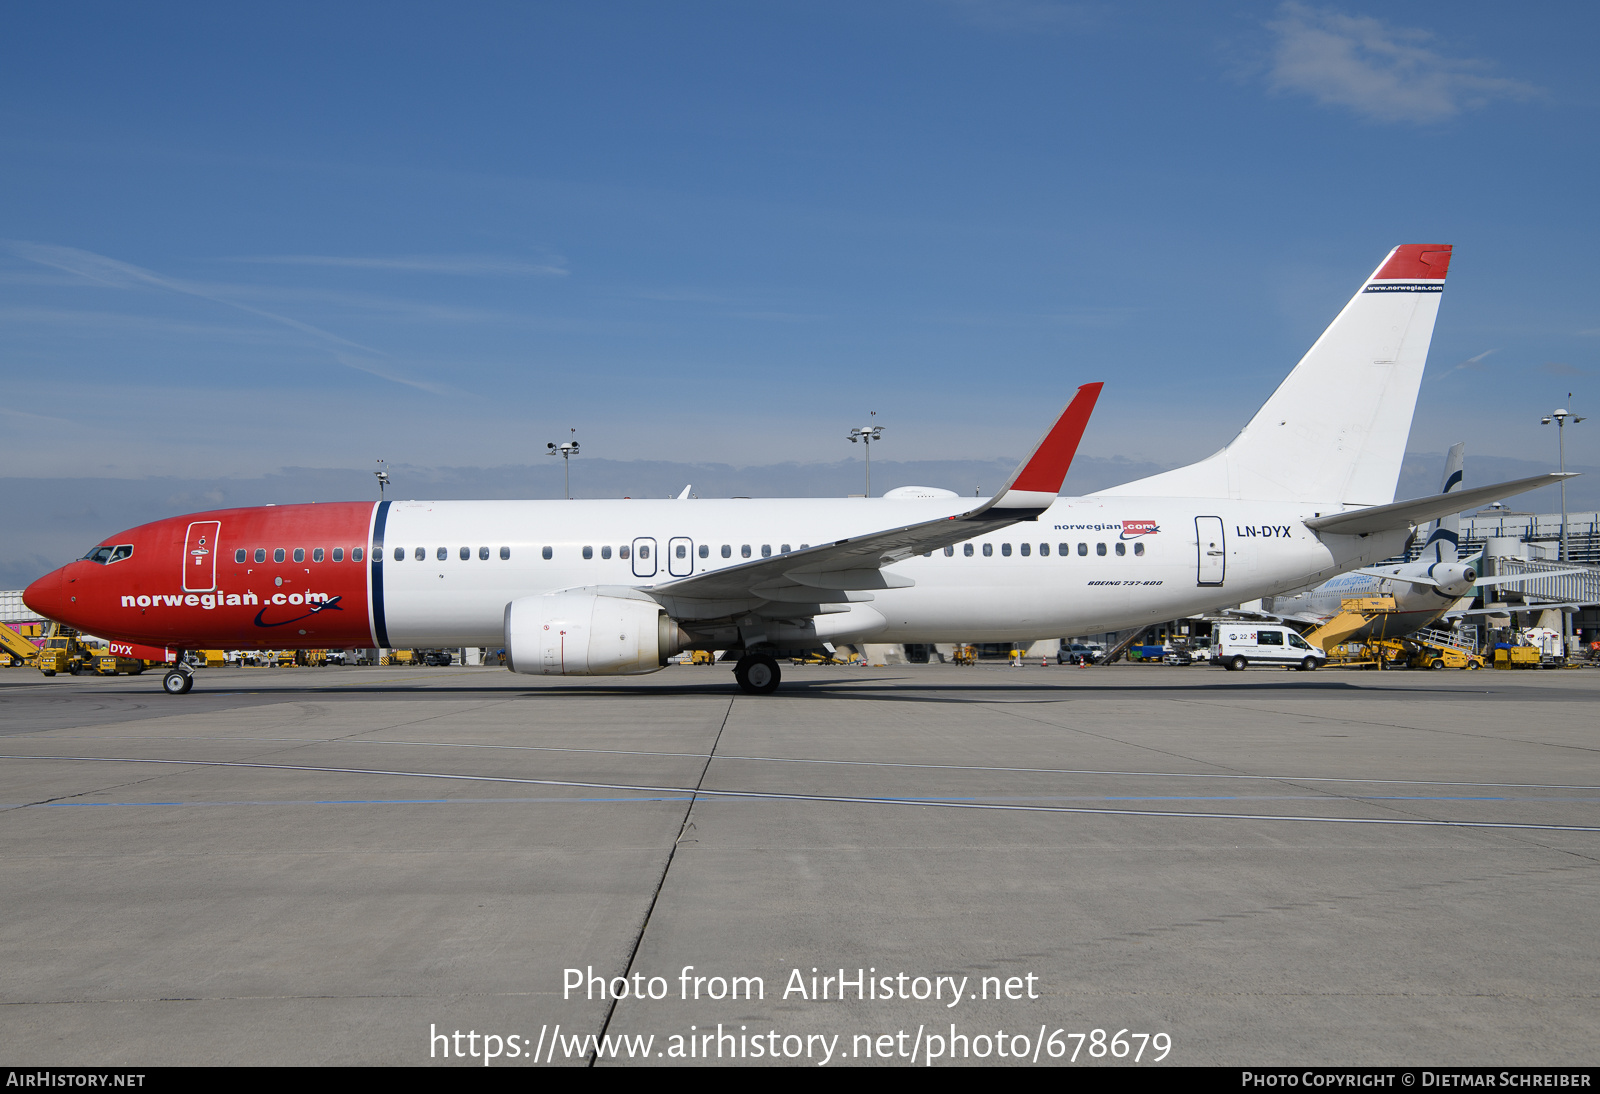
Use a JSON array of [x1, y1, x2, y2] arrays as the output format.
[[23, 569, 68, 621]]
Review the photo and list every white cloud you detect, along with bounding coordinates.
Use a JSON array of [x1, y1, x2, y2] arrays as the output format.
[[1265, 3, 1539, 123]]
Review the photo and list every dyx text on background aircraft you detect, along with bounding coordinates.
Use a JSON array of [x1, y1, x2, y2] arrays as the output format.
[[24, 244, 1575, 694]]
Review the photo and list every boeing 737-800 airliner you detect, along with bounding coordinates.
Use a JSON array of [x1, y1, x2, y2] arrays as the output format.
[[23, 245, 1574, 694]]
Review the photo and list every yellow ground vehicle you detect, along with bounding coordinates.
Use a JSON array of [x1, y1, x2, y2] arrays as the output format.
[[95, 655, 146, 676], [690, 649, 717, 665], [195, 650, 227, 667], [32, 625, 97, 676], [952, 644, 977, 666], [1493, 646, 1541, 668], [1, 621, 39, 667]]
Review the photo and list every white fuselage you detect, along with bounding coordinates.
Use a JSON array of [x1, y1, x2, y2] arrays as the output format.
[[374, 495, 1409, 648]]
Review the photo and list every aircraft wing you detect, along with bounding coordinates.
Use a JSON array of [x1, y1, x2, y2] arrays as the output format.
[[647, 384, 1102, 617], [1303, 473, 1577, 537]]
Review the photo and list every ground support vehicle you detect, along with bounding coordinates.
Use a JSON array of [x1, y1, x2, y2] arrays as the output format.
[[1, 622, 40, 667], [1215, 624, 1326, 671], [95, 655, 146, 676]]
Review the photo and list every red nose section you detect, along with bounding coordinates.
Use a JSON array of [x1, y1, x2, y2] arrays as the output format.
[[23, 567, 71, 624]]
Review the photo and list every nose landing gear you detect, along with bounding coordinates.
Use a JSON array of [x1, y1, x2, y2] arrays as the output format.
[[162, 652, 194, 695]]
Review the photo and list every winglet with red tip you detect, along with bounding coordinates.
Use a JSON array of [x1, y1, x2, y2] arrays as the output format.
[[988, 382, 1103, 512]]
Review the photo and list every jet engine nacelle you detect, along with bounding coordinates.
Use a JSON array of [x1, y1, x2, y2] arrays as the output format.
[[1420, 562, 1478, 599], [504, 592, 686, 676]]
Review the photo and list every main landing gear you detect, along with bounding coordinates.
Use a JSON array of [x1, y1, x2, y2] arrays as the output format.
[[734, 653, 781, 695], [162, 652, 194, 695]]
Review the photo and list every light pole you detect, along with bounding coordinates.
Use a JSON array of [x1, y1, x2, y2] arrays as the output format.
[[1540, 398, 1585, 647], [547, 429, 579, 499], [847, 412, 884, 497], [374, 460, 389, 501]]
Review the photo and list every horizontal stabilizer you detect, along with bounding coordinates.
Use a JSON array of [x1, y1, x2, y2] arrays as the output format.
[[1351, 566, 1587, 589], [1305, 473, 1576, 536]]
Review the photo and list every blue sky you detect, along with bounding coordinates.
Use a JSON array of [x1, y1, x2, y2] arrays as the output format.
[[2, 1, 1595, 494]]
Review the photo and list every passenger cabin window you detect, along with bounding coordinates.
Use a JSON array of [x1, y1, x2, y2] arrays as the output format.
[[1115, 542, 1126, 556], [274, 549, 286, 563], [583, 546, 594, 560], [602, 546, 613, 559], [982, 543, 993, 557], [944, 546, 954, 556], [964, 544, 974, 557], [761, 545, 772, 558], [255, 549, 266, 563], [478, 547, 488, 560], [674, 544, 686, 559], [542, 546, 553, 560], [393, 548, 404, 562], [414, 547, 426, 561], [460, 547, 470, 560], [294, 548, 305, 563], [1001, 543, 1012, 556], [1059, 543, 1070, 555], [639, 545, 650, 559], [781, 544, 791, 554], [353, 548, 363, 562], [499, 547, 510, 560], [620, 546, 630, 560], [1019, 543, 1030, 556], [721, 545, 732, 558], [235, 549, 246, 564], [334, 548, 344, 561], [1039, 543, 1049, 556], [741, 545, 751, 558], [1134, 542, 1145, 556], [1078, 542, 1088, 556], [698, 545, 708, 558], [313, 548, 324, 562], [1096, 543, 1107, 556]]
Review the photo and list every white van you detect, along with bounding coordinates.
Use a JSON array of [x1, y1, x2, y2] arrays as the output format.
[[1214, 625, 1326, 671]]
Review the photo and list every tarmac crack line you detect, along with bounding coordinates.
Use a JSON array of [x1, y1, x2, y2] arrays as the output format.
[[586, 693, 737, 1067]]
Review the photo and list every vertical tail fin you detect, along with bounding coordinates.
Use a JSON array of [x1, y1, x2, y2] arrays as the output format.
[[1419, 442, 1466, 563], [1102, 245, 1452, 505]]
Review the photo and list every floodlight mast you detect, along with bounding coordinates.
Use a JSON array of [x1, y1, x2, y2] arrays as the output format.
[[547, 428, 580, 499], [374, 460, 390, 501], [1540, 398, 1585, 647], [847, 411, 884, 497]]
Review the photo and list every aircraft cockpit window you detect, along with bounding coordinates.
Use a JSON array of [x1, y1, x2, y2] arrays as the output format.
[[255, 549, 267, 563], [294, 548, 305, 563], [479, 547, 489, 560], [1096, 543, 1107, 556], [334, 548, 345, 561], [542, 546, 553, 560], [602, 546, 613, 559], [83, 546, 114, 564], [1115, 542, 1126, 556], [982, 543, 993, 557], [313, 548, 324, 562], [235, 549, 247, 564], [583, 546, 594, 560], [414, 547, 426, 561], [499, 547, 510, 560], [274, 549, 286, 563]]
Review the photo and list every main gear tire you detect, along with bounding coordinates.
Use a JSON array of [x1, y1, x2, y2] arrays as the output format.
[[734, 654, 781, 695]]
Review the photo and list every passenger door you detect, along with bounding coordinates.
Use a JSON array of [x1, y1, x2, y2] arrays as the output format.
[[1195, 516, 1225, 587], [183, 521, 221, 592]]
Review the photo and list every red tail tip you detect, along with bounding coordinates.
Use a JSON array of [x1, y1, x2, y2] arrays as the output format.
[[1374, 245, 1452, 280]]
